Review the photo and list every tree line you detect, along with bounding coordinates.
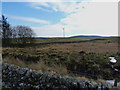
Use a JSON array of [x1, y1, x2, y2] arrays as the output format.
[[0, 15, 35, 46]]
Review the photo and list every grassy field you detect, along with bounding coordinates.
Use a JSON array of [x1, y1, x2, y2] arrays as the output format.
[[2, 37, 120, 80], [37, 40, 118, 53], [33, 37, 119, 54], [35, 38, 90, 43]]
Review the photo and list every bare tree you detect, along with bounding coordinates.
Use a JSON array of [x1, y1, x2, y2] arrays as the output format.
[[16, 26, 35, 45], [10, 26, 19, 44], [0, 15, 36, 46]]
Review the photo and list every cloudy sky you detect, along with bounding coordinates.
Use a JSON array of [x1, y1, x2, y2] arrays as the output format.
[[2, 0, 118, 37]]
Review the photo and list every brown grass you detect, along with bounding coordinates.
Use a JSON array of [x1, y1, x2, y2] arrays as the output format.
[[35, 38, 90, 43], [76, 77, 106, 84], [51, 64, 68, 75], [96, 79, 105, 84], [3, 58, 68, 75], [75, 76, 89, 81], [37, 41, 118, 54], [3, 58, 28, 68], [2, 39, 118, 54]]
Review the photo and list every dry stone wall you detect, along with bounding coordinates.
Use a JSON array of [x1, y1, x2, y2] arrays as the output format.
[[2, 62, 111, 89]]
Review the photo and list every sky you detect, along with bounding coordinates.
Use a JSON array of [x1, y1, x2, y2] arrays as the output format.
[[1, 0, 119, 37]]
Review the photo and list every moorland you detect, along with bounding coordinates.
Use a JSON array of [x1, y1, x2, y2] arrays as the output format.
[[2, 37, 120, 81]]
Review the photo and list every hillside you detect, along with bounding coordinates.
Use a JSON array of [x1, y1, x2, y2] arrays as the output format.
[[69, 35, 103, 39], [38, 35, 104, 39]]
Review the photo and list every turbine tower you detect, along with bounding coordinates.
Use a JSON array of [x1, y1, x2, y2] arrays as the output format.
[[63, 27, 65, 38]]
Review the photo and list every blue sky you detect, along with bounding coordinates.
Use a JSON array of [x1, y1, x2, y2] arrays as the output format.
[[2, 1, 118, 37], [2, 2, 66, 27]]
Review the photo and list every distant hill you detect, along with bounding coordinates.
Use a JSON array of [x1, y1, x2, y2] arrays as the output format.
[[69, 35, 103, 39], [37, 35, 105, 39]]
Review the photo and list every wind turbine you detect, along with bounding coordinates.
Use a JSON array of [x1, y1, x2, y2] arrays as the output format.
[[63, 27, 65, 38]]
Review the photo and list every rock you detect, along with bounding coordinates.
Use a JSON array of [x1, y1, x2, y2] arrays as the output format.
[[18, 68, 27, 75]]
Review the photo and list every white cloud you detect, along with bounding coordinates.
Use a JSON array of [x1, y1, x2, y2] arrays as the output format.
[[31, 2, 118, 37], [7, 15, 50, 24], [29, 0, 119, 14], [60, 2, 118, 36], [29, 2, 53, 12], [31, 24, 64, 37], [29, 2, 84, 14]]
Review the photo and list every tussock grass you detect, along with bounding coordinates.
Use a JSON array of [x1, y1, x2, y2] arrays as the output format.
[[3, 58, 106, 81], [51, 64, 68, 75], [76, 77, 106, 84], [3, 58, 27, 68], [3, 58, 68, 75], [37, 41, 118, 54], [3, 58, 89, 81], [75, 76, 89, 81], [96, 79, 105, 84]]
